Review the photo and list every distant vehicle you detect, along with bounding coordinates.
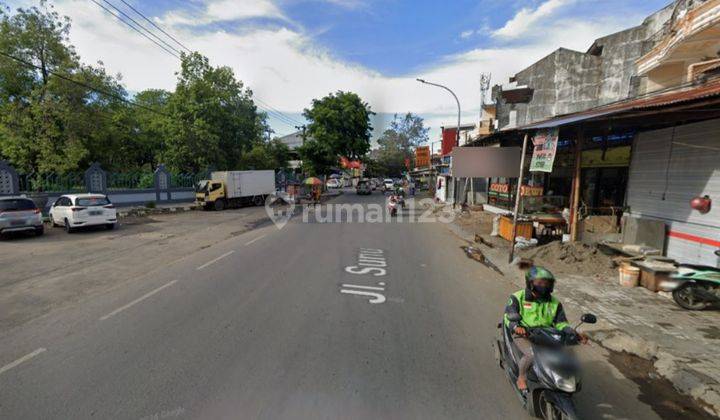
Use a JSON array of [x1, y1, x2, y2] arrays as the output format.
[[369, 179, 378, 190], [356, 180, 372, 195], [382, 178, 394, 192], [49, 194, 117, 233], [196, 170, 275, 211], [0, 197, 44, 237], [326, 178, 341, 189]]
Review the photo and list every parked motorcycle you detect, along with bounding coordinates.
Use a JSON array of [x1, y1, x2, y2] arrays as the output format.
[[494, 313, 597, 419], [661, 260, 720, 310]]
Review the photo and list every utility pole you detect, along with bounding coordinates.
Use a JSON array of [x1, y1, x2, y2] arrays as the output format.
[[479, 73, 491, 124]]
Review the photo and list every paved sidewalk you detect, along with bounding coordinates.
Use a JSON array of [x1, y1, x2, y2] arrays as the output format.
[[443, 209, 720, 417]]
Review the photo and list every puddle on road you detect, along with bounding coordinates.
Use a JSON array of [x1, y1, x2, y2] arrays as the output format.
[[606, 350, 716, 419]]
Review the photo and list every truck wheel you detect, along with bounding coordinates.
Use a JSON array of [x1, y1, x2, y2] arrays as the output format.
[[214, 199, 225, 211], [253, 195, 264, 206]]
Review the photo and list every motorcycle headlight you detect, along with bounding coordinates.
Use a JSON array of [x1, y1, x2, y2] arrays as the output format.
[[550, 371, 577, 392]]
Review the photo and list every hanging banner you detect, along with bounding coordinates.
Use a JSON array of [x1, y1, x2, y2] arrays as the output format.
[[529, 128, 559, 173]]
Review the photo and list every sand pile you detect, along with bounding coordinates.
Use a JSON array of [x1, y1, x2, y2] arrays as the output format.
[[519, 241, 614, 278]]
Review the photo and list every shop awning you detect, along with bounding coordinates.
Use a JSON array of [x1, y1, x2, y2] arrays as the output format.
[[450, 147, 522, 178]]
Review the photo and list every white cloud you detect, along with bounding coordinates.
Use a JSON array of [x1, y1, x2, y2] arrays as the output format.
[[460, 30, 475, 39], [160, 0, 287, 26], [49, 0, 640, 137], [493, 0, 574, 39]]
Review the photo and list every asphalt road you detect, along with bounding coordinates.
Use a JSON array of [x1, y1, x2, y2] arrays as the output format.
[[0, 191, 664, 419]]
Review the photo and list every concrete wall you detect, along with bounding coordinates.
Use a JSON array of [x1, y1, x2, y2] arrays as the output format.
[[494, 0, 694, 129], [593, 26, 649, 105], [42, 188, 196, 211]]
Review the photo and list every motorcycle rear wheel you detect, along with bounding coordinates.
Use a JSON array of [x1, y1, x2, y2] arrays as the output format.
[[672, 283, 710, 310]]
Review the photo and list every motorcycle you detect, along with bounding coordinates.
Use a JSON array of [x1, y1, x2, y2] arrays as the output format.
[[661, 258, 720, 310], [396, 192, 405, 209], [494, 313, 597, 419], [387, 196, 399, 217]]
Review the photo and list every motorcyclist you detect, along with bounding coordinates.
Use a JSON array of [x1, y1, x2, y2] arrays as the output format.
[[504, 266, 588, 392]]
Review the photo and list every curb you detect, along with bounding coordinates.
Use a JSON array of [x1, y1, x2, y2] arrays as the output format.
[[117, 204, 197, 219]]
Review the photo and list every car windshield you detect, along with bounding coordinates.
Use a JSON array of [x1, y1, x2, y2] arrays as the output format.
[[196, 180, 209, 193], [76, 197, 110, 207], [0, 199, 35, 211]]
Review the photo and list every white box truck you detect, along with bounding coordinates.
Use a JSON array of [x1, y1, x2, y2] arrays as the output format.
[[195, 170, 276, 210]]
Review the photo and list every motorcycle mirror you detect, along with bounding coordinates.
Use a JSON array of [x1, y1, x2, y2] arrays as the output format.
[[581, 314, 597, 324], [507, 313, 522, 323]]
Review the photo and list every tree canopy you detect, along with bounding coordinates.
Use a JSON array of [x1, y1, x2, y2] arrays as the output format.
[[0, 1, 274, 175], [299, 91, 373, 175], [372, 113, 428, 177]]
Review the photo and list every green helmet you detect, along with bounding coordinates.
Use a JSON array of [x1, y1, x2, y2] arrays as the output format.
[[525, 266, 556, 294]]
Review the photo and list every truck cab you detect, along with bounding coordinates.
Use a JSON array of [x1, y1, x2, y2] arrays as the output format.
[[196, 180, 227, 210]]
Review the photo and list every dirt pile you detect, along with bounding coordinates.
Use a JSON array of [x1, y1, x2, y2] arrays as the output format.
[[519, 241, 614, 278]]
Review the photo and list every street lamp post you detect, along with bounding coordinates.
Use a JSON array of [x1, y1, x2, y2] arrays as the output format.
[[417, 78, 462, 205], [416, 78, 461, 147]]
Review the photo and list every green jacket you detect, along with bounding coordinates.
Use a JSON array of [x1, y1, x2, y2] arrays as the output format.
[[504, 289, 570, 331]]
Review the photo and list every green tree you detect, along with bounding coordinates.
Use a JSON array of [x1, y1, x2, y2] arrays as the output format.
[[240, 139, 290, 170], [373, 113, 428, 177], [300, 91, 373, 173], [297, 138, 336, 176], [377, 113, 429, 155], [0, 1, 142, 174], [163, 52, 267, 172]]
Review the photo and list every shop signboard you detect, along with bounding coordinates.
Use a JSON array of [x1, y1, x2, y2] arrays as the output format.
[[520, 185, 544, 197], [490, 183, 544, 197], [581, 146, 631, 168], [415, 146, 431, 168], [529, 128, 559, 173]]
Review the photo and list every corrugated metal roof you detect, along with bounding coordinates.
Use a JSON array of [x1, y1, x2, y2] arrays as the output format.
[[518, 79, 720, 130]]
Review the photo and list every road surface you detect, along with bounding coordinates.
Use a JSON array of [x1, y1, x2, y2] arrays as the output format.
[[0, 191, 667, 419]]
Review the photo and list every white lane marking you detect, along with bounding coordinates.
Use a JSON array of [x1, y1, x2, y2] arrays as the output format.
[[244, 234, 267, 246], [196, 251, 235, 270], [100, 280, 177, 321], [0, 348, 46, 376], [341, 284, 385, 291], [340, 289, 386, 304]]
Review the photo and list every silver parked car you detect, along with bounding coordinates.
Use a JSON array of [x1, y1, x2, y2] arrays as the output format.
[[0, 197, 44, 237]]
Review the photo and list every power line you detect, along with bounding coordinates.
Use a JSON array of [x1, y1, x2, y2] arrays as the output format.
[[88, 0, 181, 59], [255, 96, 304, 126], [95, 0, 183, 57], [89, 1, 301, 129], [0, 51, 170, 117], [258, 105, 302, 127], [116, 0, 192, 53]]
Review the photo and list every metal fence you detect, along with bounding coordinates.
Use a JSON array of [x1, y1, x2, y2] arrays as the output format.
[[18, 172, 86, 193], [0, 160, 206, 207], [106, 171, 155, 190]]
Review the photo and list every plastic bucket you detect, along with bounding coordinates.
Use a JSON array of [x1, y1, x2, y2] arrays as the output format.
[[618, 264, 640, 287]]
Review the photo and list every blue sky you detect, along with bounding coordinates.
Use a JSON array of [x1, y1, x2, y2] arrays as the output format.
[[7, 0, 673, 139]]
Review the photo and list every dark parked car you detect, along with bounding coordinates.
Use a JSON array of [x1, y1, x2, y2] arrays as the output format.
[[356, 180, 372, 195]]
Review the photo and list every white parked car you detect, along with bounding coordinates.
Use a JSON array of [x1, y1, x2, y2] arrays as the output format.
[[326, 178, 341, 189], [49, 194, 117, 233]]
